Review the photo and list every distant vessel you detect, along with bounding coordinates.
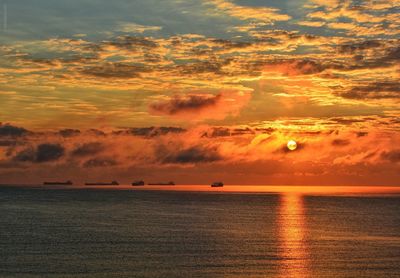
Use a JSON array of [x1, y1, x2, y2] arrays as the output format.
[[132, 181, 145, 186], [43, 180, 73, 186], [148, 181, 175, 186], [211, 182, 224, 187], [85, 181, 119, 186]]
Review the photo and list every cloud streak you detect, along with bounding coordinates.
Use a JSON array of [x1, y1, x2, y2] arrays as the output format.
[[149, 91, 251, 121], [206, 0, 291, 24], [149, 94, 222, 115]]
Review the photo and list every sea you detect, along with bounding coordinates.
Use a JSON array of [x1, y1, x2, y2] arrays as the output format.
[[0, 185, 399, 278]]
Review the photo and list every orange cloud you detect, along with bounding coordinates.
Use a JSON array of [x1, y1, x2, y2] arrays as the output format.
[[206, 0, 291, 24], [297, 20, 326, 27]]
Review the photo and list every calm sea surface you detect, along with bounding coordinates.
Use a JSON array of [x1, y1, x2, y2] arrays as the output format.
[[0, 186, 399, 278]]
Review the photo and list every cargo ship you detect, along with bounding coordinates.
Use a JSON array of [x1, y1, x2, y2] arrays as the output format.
[[148, 181, 175, 186], [43, 180, 73, 186], [211, 182, 224, 187], [132, 180, 145, 186], [85, 181, 119, 186]]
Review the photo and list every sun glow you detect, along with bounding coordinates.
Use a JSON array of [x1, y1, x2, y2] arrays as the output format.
[[287, 140, 297, 151]]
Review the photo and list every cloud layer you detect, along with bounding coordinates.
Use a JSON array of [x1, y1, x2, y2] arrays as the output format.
[[0, 121, 399, 185]]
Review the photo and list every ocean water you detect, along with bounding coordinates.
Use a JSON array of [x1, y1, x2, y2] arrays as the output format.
[[0, 186, 399, 278]]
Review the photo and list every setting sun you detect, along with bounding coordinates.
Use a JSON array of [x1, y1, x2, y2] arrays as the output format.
[[287, 140, 298, 151]]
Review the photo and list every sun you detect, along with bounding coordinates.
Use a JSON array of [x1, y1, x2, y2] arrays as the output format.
[[287, 140, 297, 151]]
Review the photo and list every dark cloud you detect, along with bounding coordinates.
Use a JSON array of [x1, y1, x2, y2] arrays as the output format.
[[149, 94, 221, 115], [85, 129, 107, 136], [254, 127, 275, 134], [107, 36, 159, 50], [339, 46, 400, 71], [385, 46, 400, 61], [211, 39, 253, 49], [113, 127, 186, 137], [232, 127, 256, 136], [246, 43, 399, 77], [177, 59, 232, 75], [144, 53, 162, 63], [338, 40, 382, 54], [71, 142, 104, 157], [157, 145, 222, 164], [83, 157, 118, 168], [14, 148, 36, 162], [0, 140, 17, 147], [329, 117, 365, 125], [202, 127, 231, 138], [356, 132, 368, 137], [59, 129, 81, 137], [14, 143, 65, 163], [381, 150, 400, 163], [78, 36, 159, 57], [202, 127, 255, 138], [251, 30, 317, 44], [248, 58, 327, 76], [36, 144, 65, 162], [338, 81, 400, 99], [19, 54, 98, 68], [331, 139, 351, 146], [287, 59, 326, 75], [297, 131, 323, 136], [22, 57, 59, 66], [0, 124, 28, 137], [130, 126, 186, 136], [82, 62, 150, 79]]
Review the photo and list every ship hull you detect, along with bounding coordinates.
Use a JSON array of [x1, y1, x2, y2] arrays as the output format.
[[85, 183, 118, 186], [132, 181, 145, 186], [43, 182, 73, 186], [211, 182, 224, 187]]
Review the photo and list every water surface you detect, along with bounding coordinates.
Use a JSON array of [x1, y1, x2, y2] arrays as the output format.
[[0, 186, 399, 277]]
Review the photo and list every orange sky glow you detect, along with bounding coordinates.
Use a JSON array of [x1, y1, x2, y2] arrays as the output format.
[[0, 0, 399, 186]]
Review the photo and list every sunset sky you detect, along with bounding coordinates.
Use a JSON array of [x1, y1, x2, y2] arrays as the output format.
[[0, 0, 399, 185]]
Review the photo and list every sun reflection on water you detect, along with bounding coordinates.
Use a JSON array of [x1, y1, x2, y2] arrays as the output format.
[[278, 193, 310, 278]]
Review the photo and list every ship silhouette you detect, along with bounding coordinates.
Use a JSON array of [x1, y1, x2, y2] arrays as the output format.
[[132, 181, 145, 186], [211, 182, 224, 187], [148, 181, 175, 186], [85, 181, 119, 186], [43, 180, 73, 186]]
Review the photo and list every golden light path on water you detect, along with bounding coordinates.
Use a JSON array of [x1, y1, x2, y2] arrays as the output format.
[[278, 193, 309, 278]]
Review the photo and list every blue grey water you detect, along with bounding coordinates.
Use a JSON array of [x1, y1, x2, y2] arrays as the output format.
[[0, 186, 399, 278]]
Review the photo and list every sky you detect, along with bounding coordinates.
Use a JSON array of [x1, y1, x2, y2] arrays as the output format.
[[0, 0, 399, 185]]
